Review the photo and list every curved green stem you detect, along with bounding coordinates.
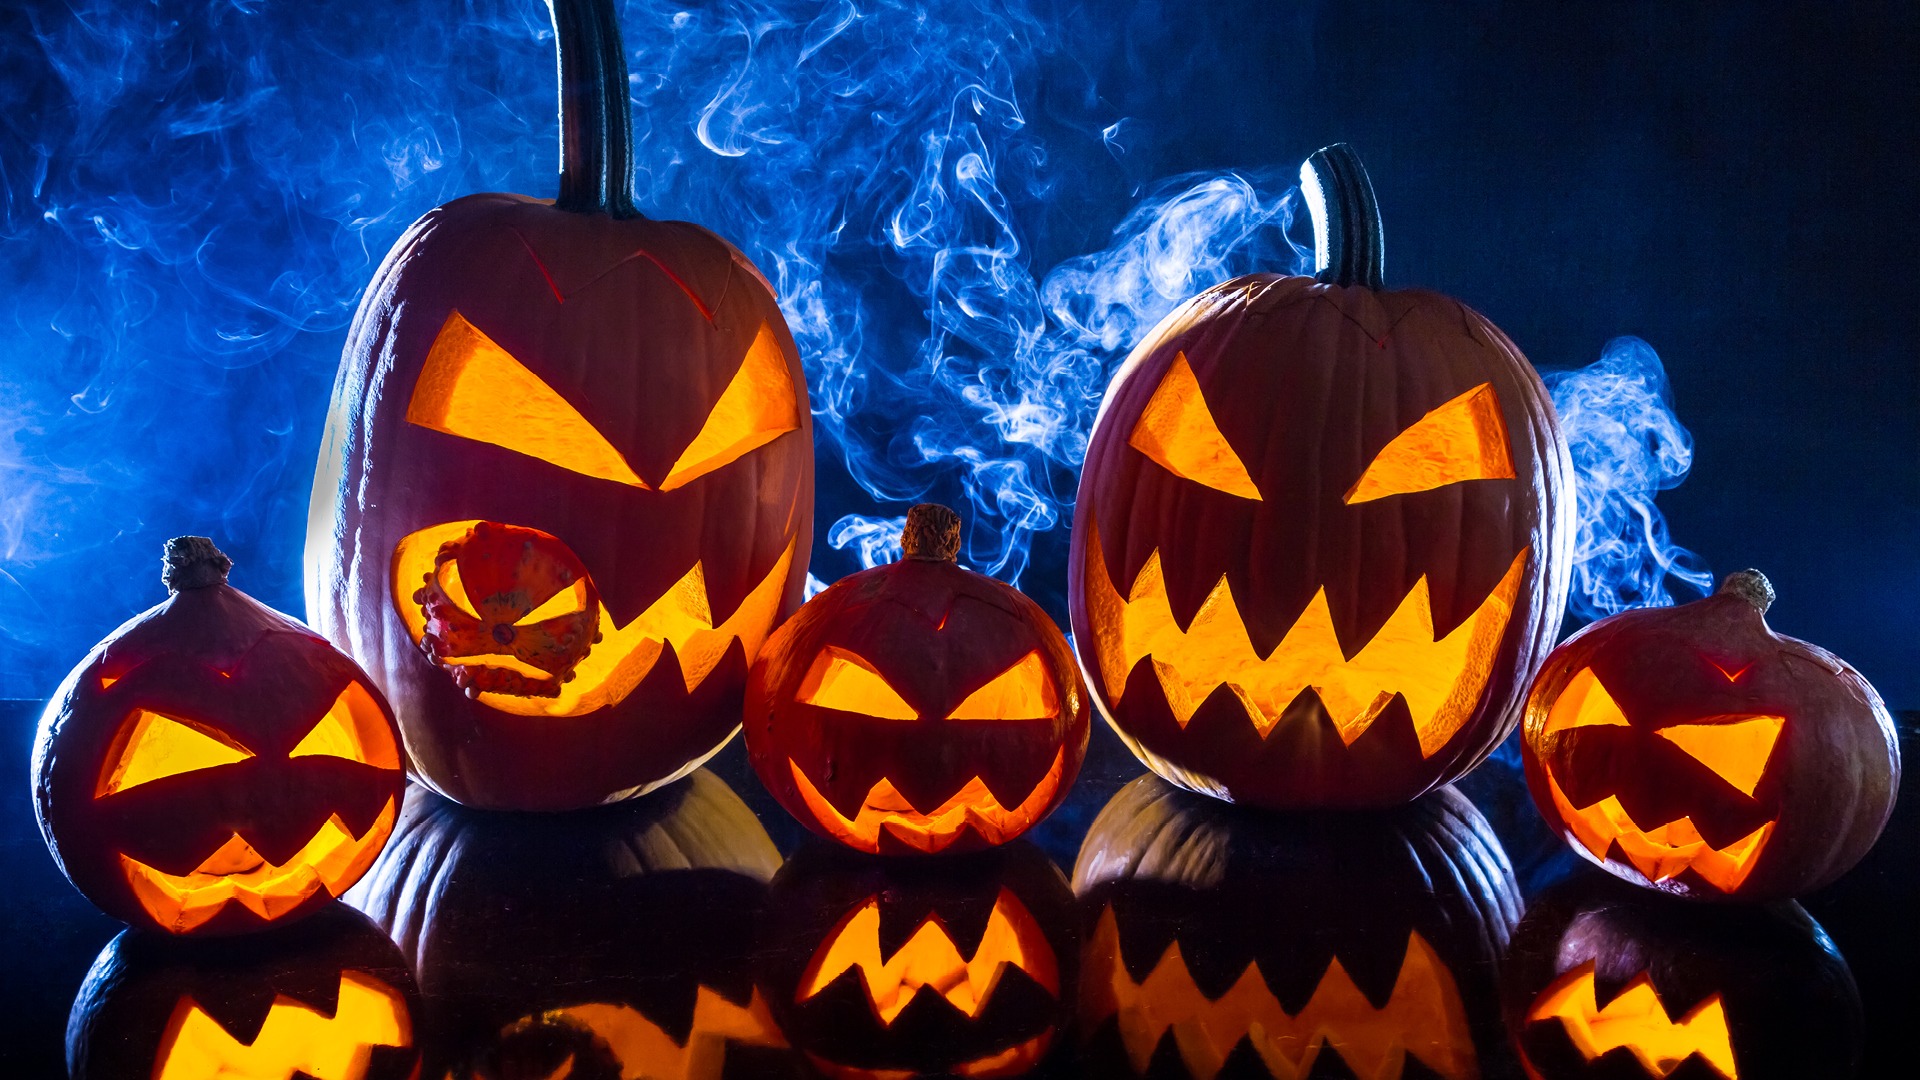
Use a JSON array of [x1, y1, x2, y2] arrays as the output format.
[[550, 0, 639, 217]]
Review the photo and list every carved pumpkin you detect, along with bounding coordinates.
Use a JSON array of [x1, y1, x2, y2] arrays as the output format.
[[1073, 774, 1520, 1080], [306, 0, 812, 810], [66, 903, 421, 1080], [757, 840, 1077, 1079], [746, 504, 1089, 855], [1521, 570, 1899, 901], [1069, 143, 1572, 808], [1504, 871, 1861, 1079], [349, 770, 797, 1079], [31, 538, 405, 936]]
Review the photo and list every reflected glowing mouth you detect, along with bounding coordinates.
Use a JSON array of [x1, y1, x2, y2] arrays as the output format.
[[789, 749, 1069, 854], [120, 797, 397, 933], [394, 521, 797, 717], [1546, 772, 1773, 892], [1083, 521, 1527, 756]]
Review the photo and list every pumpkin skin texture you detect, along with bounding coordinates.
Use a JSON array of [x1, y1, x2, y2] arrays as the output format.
[[66, 903, 421, 1080], [1072, 774, 1521, 1080], [756, 840, 1077, 1079], [305, 0, 812, 810], [347, 770, 799, 1080], [1503, 871, 1861, 1079], [31, 538, 405, 937], [1521, 570, 1899, 902], [1069, 145, 1571, 810], [746, 504, 1090, 856]]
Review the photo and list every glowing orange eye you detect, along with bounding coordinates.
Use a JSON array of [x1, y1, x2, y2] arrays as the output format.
[[946, 651, 1060, 721], [1657, 715, 1785, 797], [658, 322, 802, 491], [1541, 667, 1630, 735], [1344, 382, 1516, 504], [797, 647, 917, 720], [98, 711, 252, 796], [289, 683, 402, 770], [1128, 352, 1260, 500], [435, 559, 481, 620], [514, 578, 592, 626]]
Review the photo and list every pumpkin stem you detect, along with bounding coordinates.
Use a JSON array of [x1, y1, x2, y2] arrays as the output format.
[[1718, 569, 1776, 614], [1300, 143, 1384, 289], [550, 0, 639, 218], [901, 504, 962, 563], [162, 536, 232, 592]]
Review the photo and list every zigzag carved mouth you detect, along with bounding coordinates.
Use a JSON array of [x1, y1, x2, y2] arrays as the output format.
[[395, 522, 796, 717], [789, 749, 1068, 854], [121, 797, 397, 933], [1545, 771, 1773, 893], [1083, 523, 1527, 756]]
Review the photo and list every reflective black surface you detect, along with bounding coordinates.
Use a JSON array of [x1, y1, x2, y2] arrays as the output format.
[[4, 699, 1915, 1076]]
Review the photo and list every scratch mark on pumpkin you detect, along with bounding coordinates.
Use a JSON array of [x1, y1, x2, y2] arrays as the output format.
[[512, 228, 566, 305]]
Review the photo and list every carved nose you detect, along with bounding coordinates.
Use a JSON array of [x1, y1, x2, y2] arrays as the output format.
[[491, 623, 517, 646]]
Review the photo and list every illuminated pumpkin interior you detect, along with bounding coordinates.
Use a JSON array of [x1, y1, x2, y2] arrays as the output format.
[[394, 521, 797, 716], [789, 747, 1069, 854], [1082, 906, 1475, 1080], [1343, 382, 1515, 504], [154, 970, 411, 1080], [1655, 717, 1785, 798], [1084, 520, 1527, 756], [798, 887, 1058, 1026], [97, 711, 252, 797], [946, 652, 1059, 721], [406, 310, 799, 492], [1526, 961, 1736, 1079], [1127, 352, 1260, 500], [121, 798, 397, 934], [288, 683, 402, 770], [798, 647, 918, 719], [498, 987, 786, 1080]]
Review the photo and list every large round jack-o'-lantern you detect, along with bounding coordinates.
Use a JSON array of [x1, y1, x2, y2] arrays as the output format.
[[32, 538, 405, 936], [1073, 775, 1520, 1080], [1069, 143, 1572, 809], [1522, 570, 1898, 901], [350, 770, 798, 1079], [66, 904, 422, 1080], [746, 504, 1089, 855], [306, 0, 813, 810], [1504, 871, 1862, 1079]]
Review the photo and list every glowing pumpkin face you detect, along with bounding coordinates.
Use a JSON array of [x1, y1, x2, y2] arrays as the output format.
[[1073, 775, 1520, 1080], [33, 539, 404, 936], [746, 505, 1089, 855], [1069, 145, 1571, 809], [307, 0, 812, 810], [759, 841, 1077, 1079], [1504, 873, 1862, 1079], [66, 904, 421, 1080], [1523, 571, 1899, 900]]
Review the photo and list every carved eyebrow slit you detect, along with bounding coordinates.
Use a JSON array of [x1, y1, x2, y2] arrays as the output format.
[[1128, 352, 1261, 500], [1345, 382, 1515, 503]]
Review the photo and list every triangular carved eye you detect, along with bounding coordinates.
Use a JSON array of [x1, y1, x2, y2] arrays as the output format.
[[289, 683, 402, 770], [797, 647, 917, 720], [1128, 352, 1261, 500], [1345, 382, 1515, 503], [946, 651, 1059, 721], [98, 711, 252, 796], [1657, 715, 1785, 797], [1541, 667, 1631, 735], [659, 323, 801, 491]]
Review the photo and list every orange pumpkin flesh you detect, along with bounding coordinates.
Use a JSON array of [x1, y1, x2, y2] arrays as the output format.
[[306, 0, 812, 810], [1069, 144, 1571, 809]]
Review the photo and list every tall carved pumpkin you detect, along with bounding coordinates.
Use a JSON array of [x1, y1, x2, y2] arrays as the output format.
[[1073, 775, 1520, 1080], [306, 0, 813, 809], [1069, 144, 1571, 808], [348, 770, 798, 1079]]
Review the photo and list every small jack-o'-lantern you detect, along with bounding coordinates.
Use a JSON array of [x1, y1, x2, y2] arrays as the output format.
[[307, 0, 812, 810], [757, 841, 1077, 1079], [32, 538, 405, 936], [746, 504, 1090, 855], [350, 770, 799, 1079], [1504, 871, 1861, 1079], [1073, 774, 1519, 1080], [66, 902, 421, 1080], [1522, 570, 1899, 901], [1070, 143, 1572, 809]]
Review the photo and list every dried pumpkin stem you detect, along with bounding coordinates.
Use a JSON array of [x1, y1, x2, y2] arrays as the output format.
[[162, 536, 232, 592], [550, 0, 639, 218], [902, 504, 962, 562], [1300, 142, 1384, 289], [1718, 569, 1776, 614]]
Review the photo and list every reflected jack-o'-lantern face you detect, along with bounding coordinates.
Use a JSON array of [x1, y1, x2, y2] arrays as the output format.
[[151, 971, 413, 1080], [1525, 961, 1734, 1079], [485, 989, 787, 1080]]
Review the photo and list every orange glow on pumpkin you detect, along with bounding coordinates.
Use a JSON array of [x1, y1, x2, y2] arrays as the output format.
[[1525, 961, 1736, 1079], [946, 651, 1060, 721], [97, 711, 252, 797], [798, 647, 918, 719], [499, 987, 787, 1080], [153, 970, 411, 1080], [1544, 773, 1772, 893], [1343, 382, 1515, 504], [1655, 717, 1785, 798], [789, 747, 1069, 854], [288, 683, 403, 770], [1127, 352, 1261, 500]]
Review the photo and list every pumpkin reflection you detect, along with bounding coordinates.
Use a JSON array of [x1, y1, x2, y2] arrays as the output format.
[[348, 770, 798, 1079], [1073, 775, 1520, 1079], [1504, 871, 1862, 1079], [67, 903, 421, 1080], [759, 840, 1077, 1078]]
